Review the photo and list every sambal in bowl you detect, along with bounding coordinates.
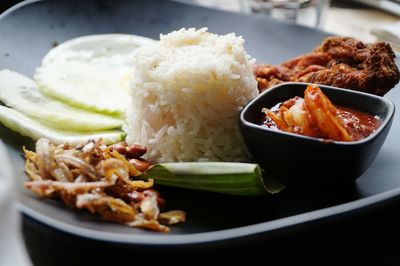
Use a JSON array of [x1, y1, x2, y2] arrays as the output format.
[[239, 83, 395, 188]]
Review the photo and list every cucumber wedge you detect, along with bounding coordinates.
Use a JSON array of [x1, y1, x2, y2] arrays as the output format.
[[0, 70, 122, 131], [0, 106, 125, 145]]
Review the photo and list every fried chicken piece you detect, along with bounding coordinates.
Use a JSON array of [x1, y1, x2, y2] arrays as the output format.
[[254, 37, 400, 96]]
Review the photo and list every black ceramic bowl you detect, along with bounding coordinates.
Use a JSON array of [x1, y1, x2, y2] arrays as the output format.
[[240, 82, 395, 188]]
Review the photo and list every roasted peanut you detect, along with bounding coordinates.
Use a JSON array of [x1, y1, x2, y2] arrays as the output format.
[[126, 144, 147, 159], [112, 142, 128, 155], [129, 158, 151, 172]]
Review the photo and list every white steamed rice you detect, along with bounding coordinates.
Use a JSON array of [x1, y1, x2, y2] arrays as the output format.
[[125, 28, 259, 162]]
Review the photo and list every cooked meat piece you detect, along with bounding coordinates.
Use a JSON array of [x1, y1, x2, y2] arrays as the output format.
[[254, 37, 400, 96]]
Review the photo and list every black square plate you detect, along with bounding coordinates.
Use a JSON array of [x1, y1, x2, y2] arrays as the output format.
[[1, 0, 400, 249]]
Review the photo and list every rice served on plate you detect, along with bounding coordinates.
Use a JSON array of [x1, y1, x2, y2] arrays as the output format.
[[125, 28, 258, 162]]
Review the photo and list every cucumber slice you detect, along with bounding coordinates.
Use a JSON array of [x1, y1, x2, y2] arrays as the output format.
[[0, 70, 122, 131], [35, 34, 156, 115], [35, 61, 131, 115], [0, 106, 125, 145], [142, 162, 285, 196], [42, 34, 155, 65]]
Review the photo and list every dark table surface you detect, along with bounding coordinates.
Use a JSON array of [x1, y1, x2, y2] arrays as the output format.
[[2, 1, 400, 265]]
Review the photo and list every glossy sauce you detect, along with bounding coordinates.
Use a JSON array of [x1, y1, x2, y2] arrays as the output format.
[[336, 106, 380, 141], [262, 102, 380, 141]]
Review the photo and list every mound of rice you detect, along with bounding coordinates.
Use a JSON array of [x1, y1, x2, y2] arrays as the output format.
[[125, 28, 258, 162]]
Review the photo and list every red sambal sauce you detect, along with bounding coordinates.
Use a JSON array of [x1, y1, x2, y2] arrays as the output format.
[[261, 85, 380, 142], [262, 102, 380, 141], [336, 106, 380, 141]]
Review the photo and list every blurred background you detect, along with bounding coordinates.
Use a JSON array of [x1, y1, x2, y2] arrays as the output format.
[[175, 0, 400, 51], [4, 0, 398, 51], [1, 0, 400, 52]]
